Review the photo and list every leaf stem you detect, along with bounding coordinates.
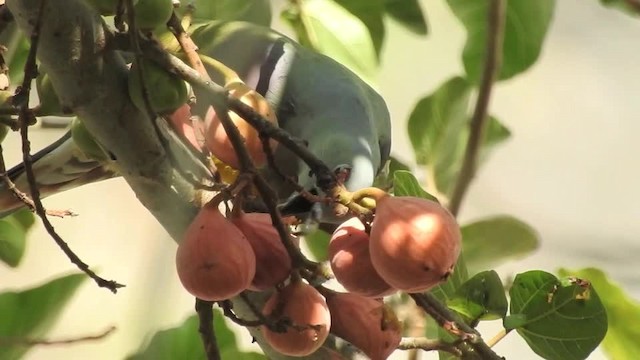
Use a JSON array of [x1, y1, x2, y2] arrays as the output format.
[[487, 328, 511, 347], [448, 0, 506, 217]]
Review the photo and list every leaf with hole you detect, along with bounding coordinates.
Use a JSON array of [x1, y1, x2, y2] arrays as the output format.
[[558, 267, 640, 360], [0, 273, 86, 360], [509, 270, 607, 360]]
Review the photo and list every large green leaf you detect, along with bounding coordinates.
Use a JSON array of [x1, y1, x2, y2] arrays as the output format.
[[558, 267, 640, 360], [447, 270, 508, 323], [334, 0, 386, 57], [447, 0, 555, 83], [0, 209, 36, 267], [0, 273, 86, 360], [383, 0, 428, 35], [128, 311, 264, 359], [282, 0, 378, 84], [509, 270, 607, 360], [178, 0, 272, 26], [407, 77, 510, 195], [0, 217, 27, 267], [461, 215, 539, 274]]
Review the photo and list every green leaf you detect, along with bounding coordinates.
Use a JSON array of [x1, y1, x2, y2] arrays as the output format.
[[303, 228, 331, 262], [408, 76, 472, 169], [10, 208, 36, 230], [179, 0, 272, 26], [282, 0, 378, 84], [558, 267, 640, 360], [447, 0, 555, 83], [598, 0, 640, 16], [128, 311, 257, 360], [0, 273, 86, 360], [392, 170, 439, 203], [333, 0, 386, 57], [461, 215, 539, 274], [503, 314, 527, 330], [407, 77, 511, 195], [388, 156, 410, 174], [447, 270, 507, 323], [0, 218, 27, 267], [383, 0, 428, 35], [509, 270, 607, 360]]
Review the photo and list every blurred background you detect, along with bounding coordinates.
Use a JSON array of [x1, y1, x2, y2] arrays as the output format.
[[1, 0, 638, 359]]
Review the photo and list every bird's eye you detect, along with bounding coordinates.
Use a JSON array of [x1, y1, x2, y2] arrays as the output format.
[[334, 164, 353, 184]]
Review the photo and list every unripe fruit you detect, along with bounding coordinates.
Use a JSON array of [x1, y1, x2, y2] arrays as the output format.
[[231, 212, 293, 291], [128, 59, 188, 114], [325, 291, 401, 360], [176, 205, 256, 301], [329, 218, 395, 298], [36, 72, 67, 116], [370, 196, 461, 292], [204, 81, 278, 169], [133, 0, 173, 30], [70, 117, 109, 161], [262, 281, 331, 356]]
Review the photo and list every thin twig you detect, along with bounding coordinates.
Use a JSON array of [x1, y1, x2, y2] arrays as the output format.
[[398, 337, 462, 356], [448, 0, 506, 217], [410, 293, 503, 360], [14, 0, 124, 293], [195, 298, 221, 360], [220, 300, 264, 327], [0, 145, 76, 217], [0, 326, 116, 347]]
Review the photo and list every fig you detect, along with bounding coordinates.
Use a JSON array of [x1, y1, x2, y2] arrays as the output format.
[[325, 291, 401, 360], [203, 81, 278, 169], [262, 281, 331, 356], [175, 205, 256, 301], [133, 0, 173, 30], [70, 117, 109, 161], [128, 59, 188, 115], [329, 218, 395, 298], [231, 212, 293, 291], [369, 196, 461, 292], [166, 103, 205, 152]]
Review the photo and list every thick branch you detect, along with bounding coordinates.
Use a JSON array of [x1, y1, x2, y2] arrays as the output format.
[[448, 0, 506, 216], [6, 0, 198, 240]]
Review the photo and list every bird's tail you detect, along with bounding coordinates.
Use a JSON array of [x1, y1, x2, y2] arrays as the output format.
[[0, 131, 115, 218]]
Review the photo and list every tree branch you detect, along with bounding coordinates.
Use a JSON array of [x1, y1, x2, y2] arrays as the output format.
[[410, 293, 503, 360], [195, 298, 221, 360], [398, 337, 462, 356], [448, 0, 506, 217], [6, 0, 200, 240], [0, 326, 116, 347]]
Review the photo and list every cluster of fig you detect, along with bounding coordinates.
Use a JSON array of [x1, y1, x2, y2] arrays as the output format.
[[330, 194, 462, 296], [259, 280, 402, 360], [175, 203, 294, 300]]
